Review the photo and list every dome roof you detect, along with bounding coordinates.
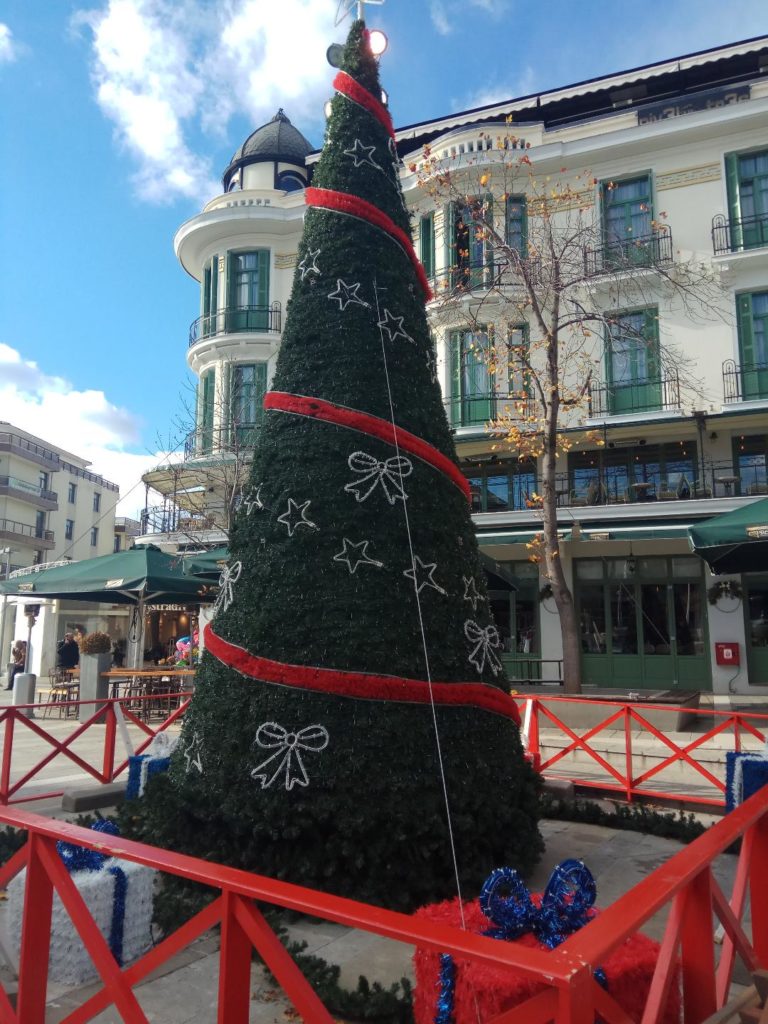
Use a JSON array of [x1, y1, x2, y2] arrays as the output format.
[[222, 109, 314, 187]]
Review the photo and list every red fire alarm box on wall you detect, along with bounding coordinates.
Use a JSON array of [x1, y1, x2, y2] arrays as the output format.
[[715, 642, 740, 666]]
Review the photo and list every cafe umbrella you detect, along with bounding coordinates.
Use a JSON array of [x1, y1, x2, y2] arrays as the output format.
[[688, 497, 768, 574], [0, 545, 215, 668]]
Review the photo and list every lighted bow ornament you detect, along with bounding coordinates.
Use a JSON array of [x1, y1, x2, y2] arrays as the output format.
[[344, 451, 413, 504], [213, 561, 242, 617], [250, 722, 330, 791], [464, 620, 502, 675]]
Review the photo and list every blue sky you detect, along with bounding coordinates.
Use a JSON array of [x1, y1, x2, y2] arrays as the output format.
[[1, 0, 767, 517]]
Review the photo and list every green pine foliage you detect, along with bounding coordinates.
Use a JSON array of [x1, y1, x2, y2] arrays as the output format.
[[130, 20, 542, 910]]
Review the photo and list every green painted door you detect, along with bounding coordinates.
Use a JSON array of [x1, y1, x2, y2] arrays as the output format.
[[738, 150, 768, 250], [227, 251, 270, 332], [745, 582, 768, 685], [737, 292, 768, 400], [450, 329, 493, 426], [602, 176, 652, 266], [607, 309, 661, 414]]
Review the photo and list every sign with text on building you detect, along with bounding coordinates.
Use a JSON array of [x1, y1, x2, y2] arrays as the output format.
[[638, 85, 750, 125]]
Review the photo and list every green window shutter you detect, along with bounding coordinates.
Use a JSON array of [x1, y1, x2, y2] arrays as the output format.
[[737, 293, 755, 366], [201, 371, 215, 453], [643, 309, 660, 379], [257, 250, 270, 308], [725, 153, 743, 251], [450, 331, 462, 426], [444, 203, 455, 282], [211, 256, 218, 316], [202, 265, 211, 318], [483, 193, 494, 270], [419, 214, 434, 279]]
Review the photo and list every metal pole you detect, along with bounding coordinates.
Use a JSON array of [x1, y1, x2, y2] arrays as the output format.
[[0, 548, 10, 683]]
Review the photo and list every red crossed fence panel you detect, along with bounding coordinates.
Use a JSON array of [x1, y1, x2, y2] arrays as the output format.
[[518, 696, 768, 806], [1, 788, 767, 1024], [0, 695, 191, 806]]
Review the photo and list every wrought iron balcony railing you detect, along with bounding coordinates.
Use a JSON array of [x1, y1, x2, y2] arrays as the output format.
[[587, 371, 680, 417], [712, 212, 768, 255], [0, 518, 55, 546], [429, 257, 541, 296], [443, 390, 537, 429], [184, 421, 262, 459], [0, 433, 61, 469], [583, 229, 673, 277], [189, 303, 282, 346], [723, 359, 768, 403]]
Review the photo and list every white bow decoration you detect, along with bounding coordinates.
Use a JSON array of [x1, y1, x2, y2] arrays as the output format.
[[344, 451, 413, 504], [250, 722, 330, 790], [464, 620, 503, 675], [213, 561, 242, 618]]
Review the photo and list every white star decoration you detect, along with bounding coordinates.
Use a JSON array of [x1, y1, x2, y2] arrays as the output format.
[[277, 498, 318, 537], [344, 138, 383, 171], [242, 484, 264, 515], [333, 537, 384, 574], [298, 247, 321, 281], [377, 308, 415, 344], [184, 732, 204, 774], [462, 575, 481, 611], [404, 556, 447, 596], [328, 279, 371, 311]]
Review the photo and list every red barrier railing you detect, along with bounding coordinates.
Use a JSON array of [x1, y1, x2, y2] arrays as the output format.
[[0, 787, 767, 1023], [518, 695, 768, 807], [0, 694, 191, 806]]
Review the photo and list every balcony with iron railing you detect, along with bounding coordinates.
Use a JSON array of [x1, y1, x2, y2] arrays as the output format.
[[0, 476, 58, 509], [712, 212, 768, 255], [469, 458, 768, 514], [587, 370, 680, 418], [139, 506, 218, 537], [444, 390, 538, 430], [429, 256, 541, 296], [0, 432, 61, 470], [184, 421, 262, 460], [189, 303, 282, 347], [723, 359, 768, 403], [583, 229, 673, 277], [0, 518, 55, 549]]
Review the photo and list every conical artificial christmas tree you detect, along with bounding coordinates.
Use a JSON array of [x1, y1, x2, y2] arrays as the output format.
[[140, 21, 541, 911]]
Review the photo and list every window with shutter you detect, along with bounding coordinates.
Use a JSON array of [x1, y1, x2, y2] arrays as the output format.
[[737, 291, 768, 400], [601, 175, 653, 267], [230, 363, 268, 446], [449, 327, 494, 426], [419, 213, 435, 281], [226, 250, 271, 332], [605, 308, 661, 414]]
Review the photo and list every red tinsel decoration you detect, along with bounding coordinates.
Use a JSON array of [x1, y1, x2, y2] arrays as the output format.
[[305, 187, 433, 300], [204, 624, 521, 724], [333, 70, 395, 139], [413, 896, 680, 1024], [264, 391, 471, 501]]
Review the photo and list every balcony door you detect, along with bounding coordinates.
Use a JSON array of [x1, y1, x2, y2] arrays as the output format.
[[737, 291, 768, 401], [230, 363, 267, 446], [602, 176, 653, 266], [726, 150, 768, 252], [606, 309, 661, 414], [227, 251, 270, 332], [450, 328, 493, 427]]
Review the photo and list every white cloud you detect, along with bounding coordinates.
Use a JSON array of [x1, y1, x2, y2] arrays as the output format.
[[429, 1, 452, 36], [0, 23, 18, 64], [0, 343, 159, 518], [74, 0, 337, 204], [459, 65, 537, 111], [429, 0, 509, 33]]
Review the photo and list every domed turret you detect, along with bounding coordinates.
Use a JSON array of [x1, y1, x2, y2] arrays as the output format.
[[222, 109, 314, 193]]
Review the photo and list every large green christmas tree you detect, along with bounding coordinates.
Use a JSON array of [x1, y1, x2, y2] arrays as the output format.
[[139, 21, 541, 911]]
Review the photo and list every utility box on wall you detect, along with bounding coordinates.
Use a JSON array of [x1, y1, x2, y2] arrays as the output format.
[[715, 642, 740, 667]]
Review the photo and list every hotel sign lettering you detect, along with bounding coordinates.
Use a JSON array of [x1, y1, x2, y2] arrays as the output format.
[[638, 85, 750, 125]]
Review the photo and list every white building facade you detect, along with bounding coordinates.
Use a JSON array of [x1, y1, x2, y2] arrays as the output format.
[[141, 39, 768, 695]]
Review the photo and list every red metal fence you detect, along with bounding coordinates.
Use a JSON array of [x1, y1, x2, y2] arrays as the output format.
[[0, 786, 767, 1023], [518, 695, 768, 807], [0, 695, 190, 806]]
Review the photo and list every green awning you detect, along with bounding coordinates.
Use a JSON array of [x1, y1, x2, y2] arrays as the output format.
[[688, 498, 768, 573], [477, 529, 571, 547], [582, 524, 694, 542]]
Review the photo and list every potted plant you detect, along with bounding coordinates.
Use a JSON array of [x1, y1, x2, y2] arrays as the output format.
[[77, 631, 113, 721]]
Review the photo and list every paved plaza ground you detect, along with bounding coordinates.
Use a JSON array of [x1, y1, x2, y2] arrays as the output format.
[[0, 685, 762, 1021]]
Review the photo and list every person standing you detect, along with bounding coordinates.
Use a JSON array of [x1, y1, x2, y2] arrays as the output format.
[[57, 632, 80, 672], [6, 641, 25, 690]]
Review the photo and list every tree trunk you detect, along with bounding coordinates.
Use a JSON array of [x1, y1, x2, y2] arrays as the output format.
[[541, 398, 582, 694]]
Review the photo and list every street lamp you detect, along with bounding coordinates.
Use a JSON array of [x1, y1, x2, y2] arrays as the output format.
[[0, 547, 11, 684]]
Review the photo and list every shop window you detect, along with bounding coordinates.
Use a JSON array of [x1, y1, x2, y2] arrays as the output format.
[[725, 148, 768, 252], [736, 291, 768, 400], [463, 462, 537, 512], [569, 441, 695, 504], [734, 434, 768, 496], [580, 585, 607, 653]]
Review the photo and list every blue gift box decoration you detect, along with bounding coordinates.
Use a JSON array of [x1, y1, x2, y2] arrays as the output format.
[[725, 748, 768, 812], [125, 732, 178, 799], [57, 819, 128, 965]]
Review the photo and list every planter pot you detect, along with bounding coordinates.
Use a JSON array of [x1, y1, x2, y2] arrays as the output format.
[[78, 651, 112, 722]]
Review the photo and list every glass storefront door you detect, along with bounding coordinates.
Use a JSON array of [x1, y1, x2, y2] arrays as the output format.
[[745, 581, 768, 685], [576, 556, 708, 689]]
